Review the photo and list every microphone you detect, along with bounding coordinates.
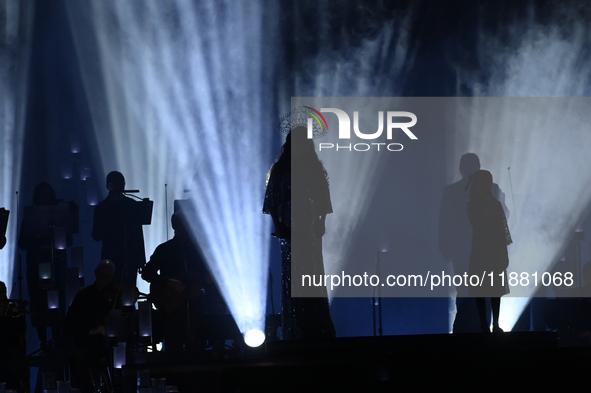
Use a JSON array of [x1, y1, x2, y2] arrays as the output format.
[[123, 190, 140, 193]]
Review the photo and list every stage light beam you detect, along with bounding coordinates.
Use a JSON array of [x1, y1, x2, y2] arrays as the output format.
[[65, 0, 277, 338], [0, 0, 34, 296], [453, 6, 591, 330]]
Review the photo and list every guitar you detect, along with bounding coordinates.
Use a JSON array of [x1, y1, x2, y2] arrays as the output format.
[[149, 270, 203, 314]]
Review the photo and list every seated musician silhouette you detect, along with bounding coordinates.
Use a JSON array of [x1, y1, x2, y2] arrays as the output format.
[[92, 171, 146, 287], [64, 259, 118, 393], [142, 212, 212, 355]]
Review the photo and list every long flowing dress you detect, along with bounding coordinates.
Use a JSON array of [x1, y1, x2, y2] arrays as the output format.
[[263, 160, 336, 340], [467, 197, 512, 297]]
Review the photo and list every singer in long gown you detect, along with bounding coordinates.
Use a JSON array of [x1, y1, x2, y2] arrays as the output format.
[[263, 127, 336, 340]]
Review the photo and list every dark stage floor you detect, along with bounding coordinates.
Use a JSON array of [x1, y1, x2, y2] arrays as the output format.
[[112, 332, 591, 392]]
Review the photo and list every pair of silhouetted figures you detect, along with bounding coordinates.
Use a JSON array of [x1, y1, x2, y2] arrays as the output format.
[[439, 153, 512, 333]]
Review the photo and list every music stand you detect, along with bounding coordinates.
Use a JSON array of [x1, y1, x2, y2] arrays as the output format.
[[21, 202, 78, 350], [135, 199, 153, 226], [23, 202, 79, 236], [21, 202, 79, 294]]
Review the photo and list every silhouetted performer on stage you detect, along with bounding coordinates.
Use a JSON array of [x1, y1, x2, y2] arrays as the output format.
[[263, 127, 336, 340], [92, 171, 146, 287], [64, 259, 117, 393], [0, 207, 7, 249], [142, 212, 212, 355], [466, 170, 512, 333], [438, 153, 508, 333], [0, 281, 7, 316], [18, 182, 70, 350]]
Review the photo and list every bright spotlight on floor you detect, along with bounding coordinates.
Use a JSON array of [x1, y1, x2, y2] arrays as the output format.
[[244, 329, 266, 348]]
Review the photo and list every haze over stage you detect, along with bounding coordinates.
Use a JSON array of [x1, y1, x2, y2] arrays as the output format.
[[3, 0, 591, 391]]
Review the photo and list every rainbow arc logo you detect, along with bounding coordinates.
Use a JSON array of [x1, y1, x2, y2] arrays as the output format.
[[302, 106, 329, 132]]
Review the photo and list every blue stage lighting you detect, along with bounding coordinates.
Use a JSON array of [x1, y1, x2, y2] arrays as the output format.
[[65, 0, 277, 337], [0, 0, 34, 295], [451, 10, 591, 329]]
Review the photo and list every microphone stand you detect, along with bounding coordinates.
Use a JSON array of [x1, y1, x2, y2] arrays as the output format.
[[372, 251, 383, 337], [165, 184, 169, 240], [268, 267, 275, 315], [16, 191, 23, 302]]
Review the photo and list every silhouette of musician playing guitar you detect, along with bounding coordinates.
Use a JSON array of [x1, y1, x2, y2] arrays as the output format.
[[142, 212, 211, 355]]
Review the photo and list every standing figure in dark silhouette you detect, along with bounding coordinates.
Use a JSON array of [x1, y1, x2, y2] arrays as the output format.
[[18, 182, 70, 350], [439, 153, 508, 332], [439, 154, 481, 332], [0, 281, 7, 316], [92, 171, 146, 288], [64, 259, 117, 393], [263, 127, 336, 340], [0, 207, 7, 250], [142, 212, 213, 355], [466, 170, 512, 333]]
